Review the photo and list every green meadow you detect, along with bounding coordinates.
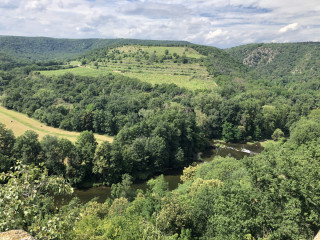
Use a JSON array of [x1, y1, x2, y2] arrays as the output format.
[[116, 45, 205, 58]]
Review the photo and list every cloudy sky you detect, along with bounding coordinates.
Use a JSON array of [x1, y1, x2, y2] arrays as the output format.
[[0, 0, 319, 48]]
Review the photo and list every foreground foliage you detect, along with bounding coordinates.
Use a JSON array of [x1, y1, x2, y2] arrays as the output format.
[[71, 136, 320, 240], [0, 163, 80, 239], [1, 115, 320, 239]]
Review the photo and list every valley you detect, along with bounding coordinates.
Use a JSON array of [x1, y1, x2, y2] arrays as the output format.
[[0, 36, 320, 240]]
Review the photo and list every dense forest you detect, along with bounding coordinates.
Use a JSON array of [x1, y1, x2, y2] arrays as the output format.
[[0, 37, 320, 239]]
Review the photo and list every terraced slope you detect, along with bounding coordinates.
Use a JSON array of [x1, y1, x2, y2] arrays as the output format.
[[39, 45, 216, 91]]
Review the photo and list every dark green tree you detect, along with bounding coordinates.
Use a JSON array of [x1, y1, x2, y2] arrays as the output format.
[[0, 123, 15, 172], [93, 141, 117, 185], [13, 130, 41, 165], [290, 118, 320, 145], [222, 122, 234, 142], [40, 135, 65, 176], [111, 174, 135, 200]]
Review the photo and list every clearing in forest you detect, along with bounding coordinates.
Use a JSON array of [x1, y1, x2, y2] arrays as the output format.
[[0, 106, 113, 143]]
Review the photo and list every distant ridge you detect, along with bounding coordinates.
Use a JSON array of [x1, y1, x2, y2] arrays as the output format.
[[0, 35, 191, 61]]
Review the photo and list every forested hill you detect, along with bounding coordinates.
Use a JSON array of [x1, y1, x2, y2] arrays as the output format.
[[226, 42, 320, 78], [0, 36, 191, 61], [0, 35, 247, 77]]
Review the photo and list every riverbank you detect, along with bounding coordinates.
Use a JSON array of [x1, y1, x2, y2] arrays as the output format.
[[58, 141, 264, 204]]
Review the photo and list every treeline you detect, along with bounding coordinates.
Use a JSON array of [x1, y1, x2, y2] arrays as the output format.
[[1, 110, 320, 239], [0, 103, 205, 186]]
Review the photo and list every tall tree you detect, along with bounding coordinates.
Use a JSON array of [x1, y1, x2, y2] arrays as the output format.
[[40, 135, 65, 176], [13, 130, 41, 165], [93, 141, 118, 185], [74, 131, 98, 183], [0, 123, 15, 172]]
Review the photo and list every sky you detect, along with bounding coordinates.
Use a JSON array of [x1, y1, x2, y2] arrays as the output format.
[[0, 0, 319, 48]]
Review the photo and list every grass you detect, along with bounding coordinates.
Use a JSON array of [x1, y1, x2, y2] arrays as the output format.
[[122, 72, 216, 90], [117, 46, 205, 58], [40, 66, 216, 91], [0, 106, 113, 143], [69, 60, 81, 66], [39, 67, 110, 78], [259, 139, 276, 148]]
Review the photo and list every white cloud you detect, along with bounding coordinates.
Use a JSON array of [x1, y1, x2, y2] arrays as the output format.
[[205, 29, 228, 42], [279, 23, 299, 33], [25, 1, 45, 10], [0, 0, 319, 47]]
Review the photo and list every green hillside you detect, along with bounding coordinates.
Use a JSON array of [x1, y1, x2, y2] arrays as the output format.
[[227, 42, 320, 78], [82, 43, 247, 77], [37, 41, 248, 90], [40, 45, 217, 90]]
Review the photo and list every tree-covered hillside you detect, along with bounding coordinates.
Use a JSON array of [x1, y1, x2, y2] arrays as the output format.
[[227, 42, 320, 78]]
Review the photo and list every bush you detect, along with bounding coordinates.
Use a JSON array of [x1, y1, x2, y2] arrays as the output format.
[[272, 128, 284, 141]]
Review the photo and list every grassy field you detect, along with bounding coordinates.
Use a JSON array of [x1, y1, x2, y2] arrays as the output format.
[[122, 72, 215, 90], [39, 67, 110, 78], [39, 66, 216, 91], [39, 46, 216, 91], [0, 106, 113, 143], [116, 46, 204, 58]]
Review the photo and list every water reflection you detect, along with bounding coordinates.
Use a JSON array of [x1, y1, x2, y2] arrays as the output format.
[[204, 141, 263, 161]]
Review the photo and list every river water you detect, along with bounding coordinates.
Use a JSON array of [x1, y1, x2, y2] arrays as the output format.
[[62, 142, 263, 203]]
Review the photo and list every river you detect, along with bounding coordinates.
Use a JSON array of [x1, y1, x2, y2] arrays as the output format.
[[61, 142, 263, 204]]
